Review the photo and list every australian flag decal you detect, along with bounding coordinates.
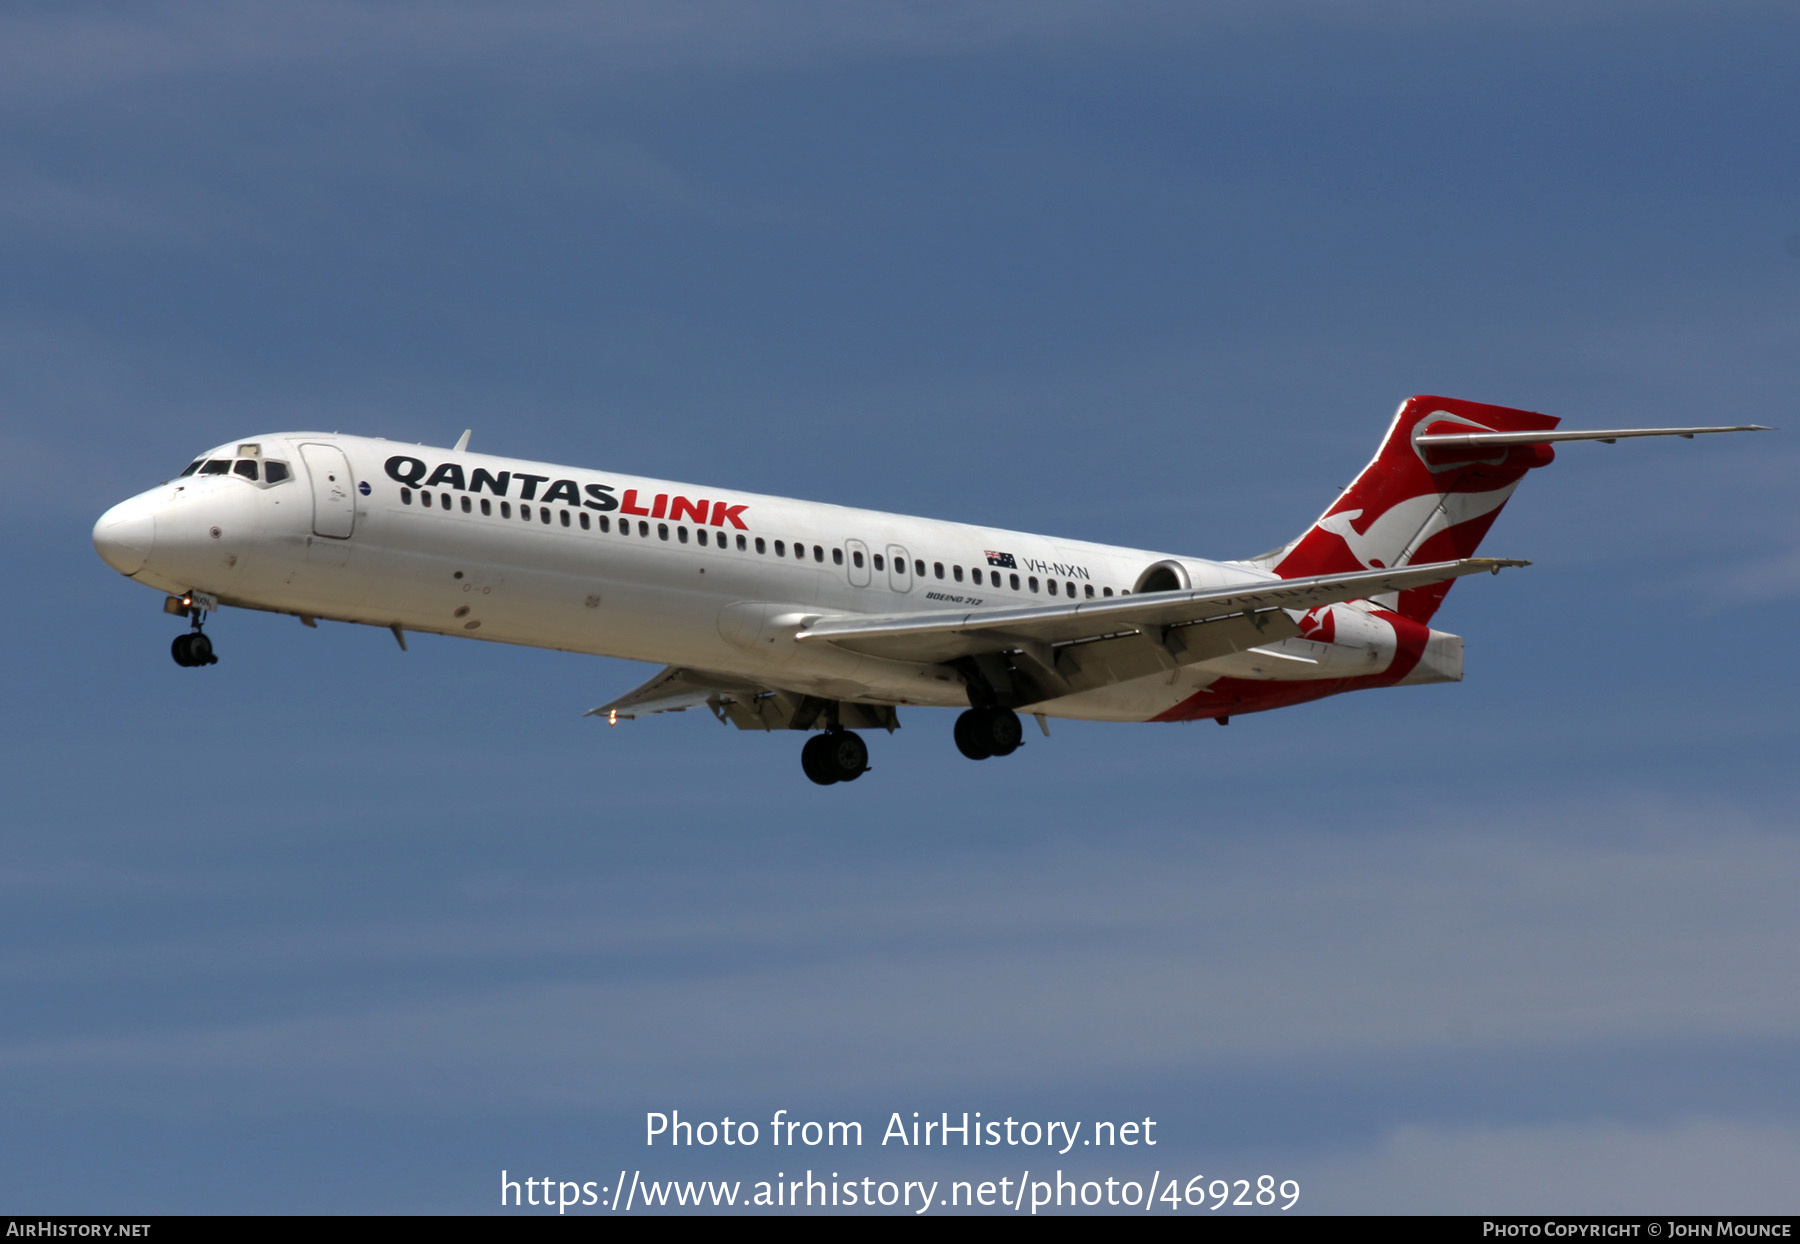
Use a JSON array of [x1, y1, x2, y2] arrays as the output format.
[[984, 550, 1017, 568]]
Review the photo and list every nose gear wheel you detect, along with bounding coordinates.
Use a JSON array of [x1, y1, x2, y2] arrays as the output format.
[[171, 631, 217, 667]]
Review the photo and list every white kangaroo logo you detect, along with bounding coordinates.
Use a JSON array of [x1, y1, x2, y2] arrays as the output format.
[[1318, 486, 1516, 569]]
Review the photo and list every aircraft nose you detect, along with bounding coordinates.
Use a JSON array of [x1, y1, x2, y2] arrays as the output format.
[[93, 495, 157, 576]]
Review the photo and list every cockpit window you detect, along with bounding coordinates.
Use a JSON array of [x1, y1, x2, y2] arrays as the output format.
[[199, 460, 231, 475], [263, 461, 290, 484], [179, 460, 203, 477], [233, 460, 259, 481]]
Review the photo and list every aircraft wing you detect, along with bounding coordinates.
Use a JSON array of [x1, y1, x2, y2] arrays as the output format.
[[794, 557, 1526, 664], [587, 665, 900, 733], [586, 666, 764, 721]]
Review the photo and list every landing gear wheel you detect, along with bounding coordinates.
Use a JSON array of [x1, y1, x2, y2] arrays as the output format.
[[984, 708, 1022, 757], [801, 733, 839, 786], [822, 730, 868, 782], [170, 630, 217, 668], [955, 708, 1022, 760], [802, 730, 869, 785], [954, 709, 993, 760]]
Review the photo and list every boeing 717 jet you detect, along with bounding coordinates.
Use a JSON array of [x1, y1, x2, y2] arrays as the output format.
[[92, 396, 1764, 783]]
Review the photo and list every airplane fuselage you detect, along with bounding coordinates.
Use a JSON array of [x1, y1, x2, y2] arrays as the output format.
[[92, 432, 1449, 726]]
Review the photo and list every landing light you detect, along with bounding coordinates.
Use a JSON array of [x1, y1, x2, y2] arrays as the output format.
[[164, 594, 192, 617]]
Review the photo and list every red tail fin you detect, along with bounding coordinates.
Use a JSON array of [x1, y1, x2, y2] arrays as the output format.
[[1272, 396, 1559, 622]]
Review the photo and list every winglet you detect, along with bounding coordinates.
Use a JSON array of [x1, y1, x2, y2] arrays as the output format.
[[453, 429, 472, 452]]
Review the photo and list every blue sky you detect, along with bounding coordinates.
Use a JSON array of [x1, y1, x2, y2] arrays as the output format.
[[3, 1, 1797, 1214]]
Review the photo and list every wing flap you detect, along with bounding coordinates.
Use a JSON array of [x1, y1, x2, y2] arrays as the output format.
[[586, 666, 762, 721]]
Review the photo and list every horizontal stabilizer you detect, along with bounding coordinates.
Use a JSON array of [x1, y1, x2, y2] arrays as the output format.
[[1417, 425, 1769, 447]]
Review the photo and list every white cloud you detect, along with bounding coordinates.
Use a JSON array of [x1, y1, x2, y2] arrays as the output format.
[[6, 799, 1800, 1109], [0, 1, 1193, 106]]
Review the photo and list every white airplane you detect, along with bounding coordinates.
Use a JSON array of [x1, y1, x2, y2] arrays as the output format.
[[93, 396, 1765, 784]]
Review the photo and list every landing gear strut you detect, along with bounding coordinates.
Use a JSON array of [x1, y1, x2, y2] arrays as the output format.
[[954, 707, 1022, 760], [170, 602, 218, 667], [802, 730, 869, 785]]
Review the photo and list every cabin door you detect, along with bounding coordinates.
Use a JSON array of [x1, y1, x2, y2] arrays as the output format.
[[301, 443, 357, 539]]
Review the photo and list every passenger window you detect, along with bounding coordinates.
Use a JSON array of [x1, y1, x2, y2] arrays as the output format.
[[698, 528, 709, 546], [1047, 579, 1057, 596], [597, 513, 607, 531], [179, 461, 203, 477], [933, 562, 944, 579], [971, 568, 982, 585], [462, 496, 472, 513], [914, 559, 924, 577], [501, 501, 512, 518], [519, 503, 528, 520], [200, 460, 230, 475], [1084, 584, 1094, 598], [560, 510, 571, 527], [755, 537, 766, 554], [422, 492, 433, 509], [795, 543, 806, 560], [677, 525, 688, 543], [264, 461, 290, 484], [658, 523, 669, 541], [1010, 573, 1020, 590], [873, 554, 885, 571], [1103, 587, 1113, 597], [832, 548, 843, 565], [737, 534, 748, 551], [853, 550, 864, 569], [232, 460, 259, 481], [579, 511, 589, 529], [952, 565, 963, 582], [401, 487, 413, 504], [481, 499, 492, 516], [813, 545, 824, 562], [540, 507, 551, 523], [774, 540, 786, 557], [1029, 576, 1039, 592], [639, 521, 649, 536]]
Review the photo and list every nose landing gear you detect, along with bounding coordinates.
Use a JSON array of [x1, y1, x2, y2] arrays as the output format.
[[171, 631, 216, 667], [801, 730, 869, 785], [954, 707, 1023, 760], [168, 595, 219, 667]]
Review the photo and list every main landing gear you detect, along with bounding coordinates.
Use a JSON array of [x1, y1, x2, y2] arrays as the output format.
[[954, 707, 1022, 761], [801, 730, 869, 786]]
